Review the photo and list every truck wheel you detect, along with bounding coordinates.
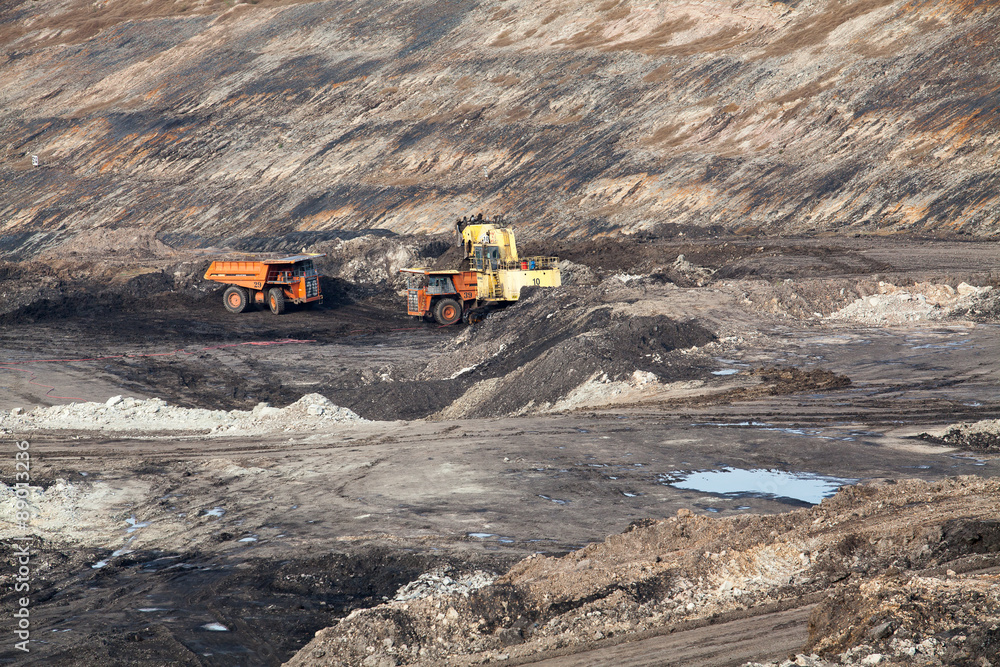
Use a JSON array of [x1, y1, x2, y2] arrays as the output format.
[[433, 298, 461, 325], [268, 288, 286, 315], [223, 286, 248, 314]]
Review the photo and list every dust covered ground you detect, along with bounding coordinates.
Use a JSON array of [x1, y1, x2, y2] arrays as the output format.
[[2, 231, 1000, 665]]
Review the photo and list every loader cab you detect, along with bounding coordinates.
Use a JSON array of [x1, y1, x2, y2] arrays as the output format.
[[472, 245, 501, 271]]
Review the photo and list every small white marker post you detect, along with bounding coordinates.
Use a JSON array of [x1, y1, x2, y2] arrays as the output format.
[[31, 155, 38, 167]]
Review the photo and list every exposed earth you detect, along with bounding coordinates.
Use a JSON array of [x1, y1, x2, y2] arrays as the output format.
[[3, 0, 1000, 663], [3, 0, 1000, 253], [1, 232, 999, 666]]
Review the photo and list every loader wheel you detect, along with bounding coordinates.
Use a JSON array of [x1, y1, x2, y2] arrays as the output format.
[[223, 286, 248, 314], [433, 298, 461, 325], [463, 308, 485, 325], [268, 287, 286, 315]]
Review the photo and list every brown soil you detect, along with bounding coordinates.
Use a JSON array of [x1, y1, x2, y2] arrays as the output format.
[[287, 477, 1000, 666], [1, 233, 999, 666]]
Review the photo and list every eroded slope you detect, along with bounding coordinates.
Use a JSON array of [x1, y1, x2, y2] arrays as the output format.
[[2, 0, 1000, 255]]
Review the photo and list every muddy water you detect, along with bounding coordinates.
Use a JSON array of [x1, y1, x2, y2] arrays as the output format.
[[661, 467, 857, 505]]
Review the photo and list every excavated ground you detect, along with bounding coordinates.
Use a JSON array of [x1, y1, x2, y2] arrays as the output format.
[[4, 0, 1000, 249], [1, 233, 1000, 666]]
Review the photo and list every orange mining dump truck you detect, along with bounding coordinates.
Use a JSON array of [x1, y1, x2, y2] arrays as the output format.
[[203, 254, 325, 314], [399, 269, 480, 325]]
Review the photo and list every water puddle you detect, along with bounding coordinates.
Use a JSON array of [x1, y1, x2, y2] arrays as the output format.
[[951, 454, 987, 466], [692, 421, 880, 443], [906, 338, 972, 351], [125, 515, 150, 533], [201, 622, 229, 632], [693, 421, 771, 427], [538, 494, 569, 505], [467, 532, 515, 543], [660, 467, 858, 505], [711, 369, 739, 376]]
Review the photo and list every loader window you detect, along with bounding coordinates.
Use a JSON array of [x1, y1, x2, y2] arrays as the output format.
[[472, 246, 500, 271], [293, 260, 314, 277], [486, 246, 500, 270]]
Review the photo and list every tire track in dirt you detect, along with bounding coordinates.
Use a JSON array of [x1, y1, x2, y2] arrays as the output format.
[[522, 603, 816, 667]]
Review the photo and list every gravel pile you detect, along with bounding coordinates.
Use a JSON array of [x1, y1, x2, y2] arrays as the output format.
[[749, 570, 1000, 667], [393, 567, 496, 602], [0, 393, 366, 434], [920, 418, 1000, 453], [826, 282, 991, 325]]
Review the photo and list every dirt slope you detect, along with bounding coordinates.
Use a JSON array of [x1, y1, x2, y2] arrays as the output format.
[[285, 477, 1000, 666], [3, 0, 1000, 256]]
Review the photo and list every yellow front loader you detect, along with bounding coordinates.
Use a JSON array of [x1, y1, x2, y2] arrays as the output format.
[[399, 214, 561, 324], [457, 216, 561, 303]]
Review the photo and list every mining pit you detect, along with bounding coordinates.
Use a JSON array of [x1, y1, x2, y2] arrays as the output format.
[[5, 0, 1000, 661], [1, 232, 999, 666]]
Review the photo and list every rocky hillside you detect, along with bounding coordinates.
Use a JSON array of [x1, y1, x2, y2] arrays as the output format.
[[2, 0, 998, 256], [286, 477, 1000, 666]]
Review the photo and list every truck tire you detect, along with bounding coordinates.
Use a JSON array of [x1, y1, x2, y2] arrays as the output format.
[[433, 298, 461, 325], [268, 288, 286, 315], [223, 286, 248, 314]]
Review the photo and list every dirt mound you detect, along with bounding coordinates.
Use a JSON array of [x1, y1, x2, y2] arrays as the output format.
[[287, 477, 1000, 666], [951, 288, 1000, 323], [920, 419, 1000, 453], [424, 286, 717, 418], [519, 238, 721, 287], [826, 282, 992, 325], [0, 271, 186, 322], [1, 392, 367, 434], [804, 570, 1000, 665], [39, 227, 176, 261], [309, 234, 453, 294]]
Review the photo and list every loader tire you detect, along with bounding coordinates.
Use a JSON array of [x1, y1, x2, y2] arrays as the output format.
[[433, 298, 461, 325], [463, 308, 485, 324], [223, 286, 248, 314], [268, 287, 286, 315]]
